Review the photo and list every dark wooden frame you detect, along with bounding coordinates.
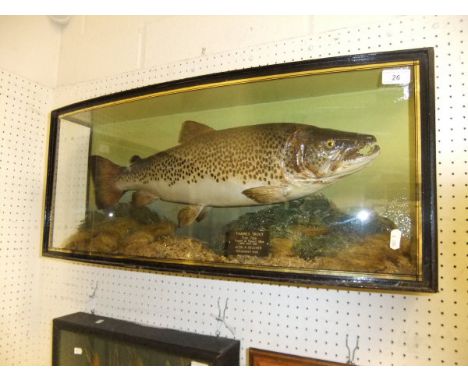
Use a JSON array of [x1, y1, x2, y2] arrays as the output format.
[[43, 48, 437, 292], [248, 348, 349, 366], [52, 312, 240, 366]]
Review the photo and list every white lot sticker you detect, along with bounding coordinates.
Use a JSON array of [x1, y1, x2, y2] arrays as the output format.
[[381, 68, 411, 85], [390, 229, 402, 250], [74, 347, 83, 355]]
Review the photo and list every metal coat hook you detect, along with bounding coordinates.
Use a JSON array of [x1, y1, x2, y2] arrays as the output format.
[[211, 297, 235, 338], [89, 281, 99, 298], [88, 281, 99, 315], [345, 334, 359, 365]]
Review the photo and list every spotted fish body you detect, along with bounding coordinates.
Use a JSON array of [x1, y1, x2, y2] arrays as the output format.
[[90, 121, 380, 226]]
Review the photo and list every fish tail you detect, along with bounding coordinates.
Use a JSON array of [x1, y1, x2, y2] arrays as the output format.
[[89, 155, 125, 209]]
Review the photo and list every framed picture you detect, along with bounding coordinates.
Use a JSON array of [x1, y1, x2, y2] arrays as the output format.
[[248, 348, 349, 366], [53, 312, 240, 366], [43, 48, 437, 292]]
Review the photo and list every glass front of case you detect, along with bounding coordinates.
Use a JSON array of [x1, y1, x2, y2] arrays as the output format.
[[55, 329, 192, 366], [43, 49, 436, 291]]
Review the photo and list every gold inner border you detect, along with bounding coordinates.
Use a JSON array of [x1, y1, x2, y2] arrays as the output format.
[[51, 60, 423, 282], [50, 247, 420, 281], [413, 63, 423, 281], [60, 61, 418, 118]]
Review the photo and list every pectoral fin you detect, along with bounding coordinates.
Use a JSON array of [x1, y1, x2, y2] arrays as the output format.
[[131, 190, 159, 208], [242, 186, 289, 204], [177, 205, 208, 227], [195, 206, 210, 222]]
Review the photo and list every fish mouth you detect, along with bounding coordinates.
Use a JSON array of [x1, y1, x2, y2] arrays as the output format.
[[332, 142, 380, 178], [345, 142, 380, 162]]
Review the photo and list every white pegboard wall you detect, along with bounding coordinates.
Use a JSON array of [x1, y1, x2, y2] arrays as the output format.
[[0, 69, 52, 365], [0, 15, 463, 366]]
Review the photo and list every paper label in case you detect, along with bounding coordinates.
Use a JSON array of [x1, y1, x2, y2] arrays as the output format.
[[73, 347, 83, 355], [390, 229, 402, 250]]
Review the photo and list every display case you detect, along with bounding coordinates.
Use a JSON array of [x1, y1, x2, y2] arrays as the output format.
[[52, 312, 240, 366], [248, 348, 348, 366], [43, 48, 437, 292]]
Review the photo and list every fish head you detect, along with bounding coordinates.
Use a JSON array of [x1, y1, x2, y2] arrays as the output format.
[[288, 125, 380, 181]]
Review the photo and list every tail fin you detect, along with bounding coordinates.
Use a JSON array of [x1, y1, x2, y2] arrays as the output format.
[[89, 155, 125, 209]]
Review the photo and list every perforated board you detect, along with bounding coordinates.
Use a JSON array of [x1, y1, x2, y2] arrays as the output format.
[[1, 15, 467, 366], [0, 69, 52, 365]]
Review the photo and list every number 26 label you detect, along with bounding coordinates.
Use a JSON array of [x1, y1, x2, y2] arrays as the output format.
[[382, 68, 411, 85]]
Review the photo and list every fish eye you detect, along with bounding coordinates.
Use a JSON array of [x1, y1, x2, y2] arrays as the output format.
[[326, 139, 335, 149]]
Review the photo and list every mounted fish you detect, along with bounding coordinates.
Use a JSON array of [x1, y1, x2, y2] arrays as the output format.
[[90, 121, 380, 227]]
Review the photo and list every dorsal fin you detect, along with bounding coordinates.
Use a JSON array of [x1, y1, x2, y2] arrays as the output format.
[[178, 121, 214, 143]]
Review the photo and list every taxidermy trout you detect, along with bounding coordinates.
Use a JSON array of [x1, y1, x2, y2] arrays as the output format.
[[90, 121, 380, 226]]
